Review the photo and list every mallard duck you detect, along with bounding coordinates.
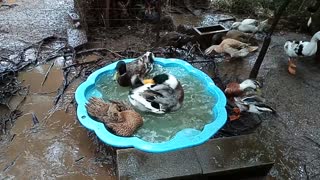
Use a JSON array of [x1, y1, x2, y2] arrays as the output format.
[[113, 51, 155, 87], [212, 30, 259, 46], [229, 95, 275, 121], [128, 73, 184, 114], [86, 97, 143, 137], [284, 31, 320, 75], [205, 38, 259, 59], [225, 79, 262, 98], [231, 19, 269, 33]]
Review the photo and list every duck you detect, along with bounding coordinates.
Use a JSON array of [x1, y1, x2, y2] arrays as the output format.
[[229, 95, 275, 121], [224, 79, 262, 98], [283, 31, 320, 75], [231, 19, 269, 33], [211, 30, 259, 46], [85, 97, 143, 137], [113, 51, 155, 87], [128, 73, 184, 114], [205, 38, 259, 59]]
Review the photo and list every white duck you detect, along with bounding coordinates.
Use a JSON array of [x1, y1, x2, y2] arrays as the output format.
[[128, 73, 184, 114], [283, 31, 320, 75], [231, 19, 269, 33]]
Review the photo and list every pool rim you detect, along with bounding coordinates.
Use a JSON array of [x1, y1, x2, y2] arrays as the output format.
[[75, 57, 227, 153]]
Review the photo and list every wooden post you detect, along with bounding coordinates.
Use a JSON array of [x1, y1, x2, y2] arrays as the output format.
[[105, 0, 110, 27], [249, 0, 293, 79]]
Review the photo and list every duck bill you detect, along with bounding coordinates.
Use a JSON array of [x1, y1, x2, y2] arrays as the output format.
[[143, 79, 155, 84], [113, 72, 119, 81]]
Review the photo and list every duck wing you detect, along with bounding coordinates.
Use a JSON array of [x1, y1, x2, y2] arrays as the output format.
[[242, 19, 259, 26], [142, 87, 178, 112], [108, 100, 133, 111]]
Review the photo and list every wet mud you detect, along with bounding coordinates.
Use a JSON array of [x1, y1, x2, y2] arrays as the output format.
[[0, 64, 116, 179]]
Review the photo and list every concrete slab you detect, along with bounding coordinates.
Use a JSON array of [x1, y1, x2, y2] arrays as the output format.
[[117, 134, 274, 180], [67, 28, 87, 48], [116, 148, 202, 180], [194, 134, 274, 177]]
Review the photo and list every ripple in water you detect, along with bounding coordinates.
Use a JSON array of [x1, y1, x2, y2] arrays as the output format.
[[95, 64, 215, 143]]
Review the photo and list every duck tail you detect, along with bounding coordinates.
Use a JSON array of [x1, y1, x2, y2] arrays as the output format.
[[248, 46, 259, 52], [256, 104, 276, 114], [205, 45, 219, 55], [131, 75, 144, 89]]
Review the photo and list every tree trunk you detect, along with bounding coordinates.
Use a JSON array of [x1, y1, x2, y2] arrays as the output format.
[[249, 0, 293, 79]]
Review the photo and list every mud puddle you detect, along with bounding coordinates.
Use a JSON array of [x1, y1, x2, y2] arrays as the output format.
[[0, 62, 115, 179]]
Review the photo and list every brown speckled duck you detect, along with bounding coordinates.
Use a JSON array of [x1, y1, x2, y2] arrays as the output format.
[[113, 51, 155, 87], [86, 97, 143, 137]]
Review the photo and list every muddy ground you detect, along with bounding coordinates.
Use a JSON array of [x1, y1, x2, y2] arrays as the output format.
[[0, 0, 320, 179]]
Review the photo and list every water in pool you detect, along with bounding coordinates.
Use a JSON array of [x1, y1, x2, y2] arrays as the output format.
[[95, 64, 215, 143]]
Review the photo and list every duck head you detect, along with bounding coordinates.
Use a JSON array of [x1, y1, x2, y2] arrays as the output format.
[[113, 61, 127, 81], [153, 73, 179, 89], [231, 22, 241, 29], [137, 51, 155, 73], [283, 41, 293, 53]]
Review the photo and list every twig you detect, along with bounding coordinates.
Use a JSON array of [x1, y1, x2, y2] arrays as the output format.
[[75, 156, 85, 162], [218, 17, 236, 22], [303, 135, 320, 148], [62, 57, 103, 70], [188, 60, 215, 64], [32, 90, 57, 95], [41, 61, 55, 86], [76, 48, 124, 58], [15, 85, 30, 110], [31, 112, 39, 125], [2, 153, 21, 172], [303, 164, 310, 180], [54, 46, 75, 106]]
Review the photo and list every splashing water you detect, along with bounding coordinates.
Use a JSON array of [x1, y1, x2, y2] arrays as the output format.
[[95, 64, 215, 143]]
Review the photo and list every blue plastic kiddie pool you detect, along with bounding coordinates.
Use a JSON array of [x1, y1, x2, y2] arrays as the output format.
[[75, 58, 227, 153]]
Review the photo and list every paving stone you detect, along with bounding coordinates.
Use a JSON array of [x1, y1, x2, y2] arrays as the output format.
[[116, 148, 202, 180], [194, 134, 274, 177], [67, 28, 87, 48]]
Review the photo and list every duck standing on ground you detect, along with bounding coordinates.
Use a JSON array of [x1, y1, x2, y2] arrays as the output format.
[[128, 73, 184, 114], [284, 31, 320, 75], [86, 97, 143, 137], [113, 51, 155, 87], [231, 19, 269, 33], [205, 38, 258, 59]]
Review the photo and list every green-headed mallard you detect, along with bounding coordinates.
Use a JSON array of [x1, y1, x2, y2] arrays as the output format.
[[229, 95, 275, 121], [113, 51, 155, 87], [86, 97, 143, 137], [128, 73, 184, 114]]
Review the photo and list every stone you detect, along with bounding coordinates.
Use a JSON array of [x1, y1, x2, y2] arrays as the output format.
[[116, 148, 202, 180], [194, 134, 274, 177]]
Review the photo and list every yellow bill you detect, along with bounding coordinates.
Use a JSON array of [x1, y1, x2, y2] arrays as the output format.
[[113, 72, 119, 81], [143, 79, 155, 84]]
